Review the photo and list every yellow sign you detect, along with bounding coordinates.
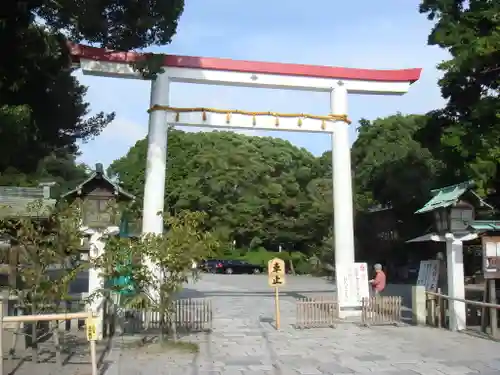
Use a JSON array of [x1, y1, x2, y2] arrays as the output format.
[[267, 258, 285, 329], [86, 318, 97, 341], [268, 272, 286, 287], [268, 258, 286, 276]]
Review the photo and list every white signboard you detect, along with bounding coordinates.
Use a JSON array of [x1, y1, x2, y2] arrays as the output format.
[[336, 262, 370, 308], [416, 260, 440, 292], [482, 236, 500, 277]]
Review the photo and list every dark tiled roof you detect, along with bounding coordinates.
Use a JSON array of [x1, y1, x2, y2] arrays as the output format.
[[61, 163, 135, 201]]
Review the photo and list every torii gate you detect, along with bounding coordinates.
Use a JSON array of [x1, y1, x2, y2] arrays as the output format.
[[71, 44, 421, 313]]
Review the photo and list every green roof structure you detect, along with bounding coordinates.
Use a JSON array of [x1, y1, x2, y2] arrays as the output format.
[[415, 180, 476, 214], [468, 221, 500, 232]]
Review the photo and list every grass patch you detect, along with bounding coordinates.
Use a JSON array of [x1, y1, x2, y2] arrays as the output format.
[[160, 340, 199, 353], [121, 336, 199, 354]]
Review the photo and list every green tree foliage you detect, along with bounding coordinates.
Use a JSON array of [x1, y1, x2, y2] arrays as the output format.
[[0, 152, 89, 193], [1, 0, 185, 183], [0, 200, 84, 361], [352, 114, 444, 240], [419, 0, 500, 193], [352, 114, 444, 212], [97, 210, 217, 340], [108, 129, 331, 252]]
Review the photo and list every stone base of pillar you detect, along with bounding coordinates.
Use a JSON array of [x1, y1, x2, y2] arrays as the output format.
[[412, 285, 426, 325], [338, 308, 362, 319]]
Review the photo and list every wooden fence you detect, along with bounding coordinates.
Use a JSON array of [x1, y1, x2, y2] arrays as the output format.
[[361, 296, 402, 326], [425, 289, 500, 337], [121, 298, 213, 334], [0, 309, 98, 375], [4, 294, 88, 332], [295, 297, 338, 329]]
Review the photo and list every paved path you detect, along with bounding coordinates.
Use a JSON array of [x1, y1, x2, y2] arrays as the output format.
[[105, 275, 500, 375]]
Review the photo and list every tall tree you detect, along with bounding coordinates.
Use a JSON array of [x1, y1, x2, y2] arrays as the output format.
[[1, 0, 185, 182], [108, 129, 326, 252], [352, 114, 443, 239], [419, 0, 500, 193]]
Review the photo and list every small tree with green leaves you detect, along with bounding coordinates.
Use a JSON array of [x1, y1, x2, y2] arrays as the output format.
[[0, 199, 84, 362], [97, 210, 218, 341]]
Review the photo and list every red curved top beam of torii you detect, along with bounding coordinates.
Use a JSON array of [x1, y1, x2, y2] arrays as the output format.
[[69, 43, 422, 83]]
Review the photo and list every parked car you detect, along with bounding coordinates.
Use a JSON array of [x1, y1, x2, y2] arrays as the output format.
[[210, 260, 264, 274]]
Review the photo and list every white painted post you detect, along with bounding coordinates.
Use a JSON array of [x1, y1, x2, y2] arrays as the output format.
[[142, 72, 170, 235], [331, 83, 355, 266], [446, 236, 466, 331], [87, 231, 105, 340], [411, 285, 427, 325]]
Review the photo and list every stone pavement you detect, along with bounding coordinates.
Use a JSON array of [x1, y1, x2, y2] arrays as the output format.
[[1, 331, 110, 375], [103, 275, 500, 375]]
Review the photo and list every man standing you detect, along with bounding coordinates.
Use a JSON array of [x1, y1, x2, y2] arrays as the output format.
[[369, 263, 386, 297]]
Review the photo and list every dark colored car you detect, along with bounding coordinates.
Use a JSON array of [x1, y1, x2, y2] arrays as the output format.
[[199, 259, 224, 273], [212, 260, 264, 274]]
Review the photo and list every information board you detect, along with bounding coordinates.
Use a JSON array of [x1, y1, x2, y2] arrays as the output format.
[[86, 317, 97, 341], [336, 263, 370, 308], [416, 260, 440, 292], [482, 236, 500, 279]]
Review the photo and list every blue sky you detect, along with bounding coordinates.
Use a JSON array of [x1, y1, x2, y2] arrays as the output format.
[[76, 0, 449, 168]]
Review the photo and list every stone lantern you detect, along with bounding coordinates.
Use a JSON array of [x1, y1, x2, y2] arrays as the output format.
[[411, 180, 492, 332], [433, 200, 475, 234]]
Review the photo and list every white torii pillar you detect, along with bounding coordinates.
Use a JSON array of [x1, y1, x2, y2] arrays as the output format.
[[142, 72, 169, 235], [331, 83, 355, 266]]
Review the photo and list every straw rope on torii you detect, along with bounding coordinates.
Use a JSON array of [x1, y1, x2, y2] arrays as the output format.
[[148, 105, 351, 130]]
